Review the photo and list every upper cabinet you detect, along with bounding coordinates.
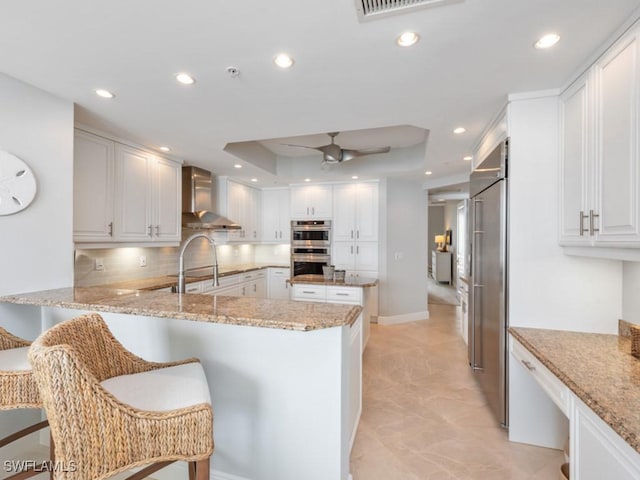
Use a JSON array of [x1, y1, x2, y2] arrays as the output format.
[[559, 24, 640, 251], [261, 188, 290, 243], [332, 182, 378, 242], [74, 129, 182, 245], [290, 184, 332, 219], [224, 179, 261, 242]]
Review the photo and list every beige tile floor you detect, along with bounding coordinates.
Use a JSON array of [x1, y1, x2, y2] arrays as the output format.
[[350, 304, 564, 480]]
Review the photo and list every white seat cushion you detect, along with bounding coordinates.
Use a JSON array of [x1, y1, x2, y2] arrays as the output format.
[[101, 362, 211, 412], [0, 347, 31, 372]]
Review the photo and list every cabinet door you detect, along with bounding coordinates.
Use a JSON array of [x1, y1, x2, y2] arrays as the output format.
[[114, 145, 152, 241], [310, 185, 333, 218], [355, 183, 378, 242], [332, 184, 356, 242], [559, 75, 591, 245], [153, 157, 181, 242], [593, 28, 640, 245], [227, 181, 245, 241], [354, 242, 378, 272], [73, 131, 115, 242], [268, 268, 291, 300], [573, 399, 640, 480], [333, 241, 355, 270], [278, 189, 291, 242], [246, 186, 260, 241], [290, 186, 310, 219], [262, 189, 281, 242]]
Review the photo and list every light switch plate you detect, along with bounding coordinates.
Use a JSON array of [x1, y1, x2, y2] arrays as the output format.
[[139, 256, 147, 267], [95, 258, 104, 271]]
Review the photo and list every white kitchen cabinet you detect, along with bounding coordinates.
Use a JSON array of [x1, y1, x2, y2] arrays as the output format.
[[225, 180, 260, 242], [73, 130, 115, 242], [290, 184, 332, 219], [333, 241, 378, 275], [268, 267, 290, 300], [239, 270, 267, 298], [333, 182, 378, 242], [261, 188, 290, 242], [572, 398, 640, 480], [291, 284, 326, 302], [559, 25, 640, 249], [74, 129, 181, 245]]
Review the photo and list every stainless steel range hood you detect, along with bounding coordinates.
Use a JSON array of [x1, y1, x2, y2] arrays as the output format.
[[182, 166, 241, 230]]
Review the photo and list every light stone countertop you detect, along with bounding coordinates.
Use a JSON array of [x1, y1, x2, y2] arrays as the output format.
[[288, 274, 378, 288], [0, 287, 361, 332], [509, 327, 640, 453]]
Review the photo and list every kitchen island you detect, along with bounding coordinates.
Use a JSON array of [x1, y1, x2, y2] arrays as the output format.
[[0, 287, 363, 480]]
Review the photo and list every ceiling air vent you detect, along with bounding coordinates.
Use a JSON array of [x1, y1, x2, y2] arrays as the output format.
[[355, 0, 460, 21]]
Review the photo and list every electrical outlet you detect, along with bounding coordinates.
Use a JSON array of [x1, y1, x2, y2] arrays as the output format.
[[95, 258, 104, 271], [139, 256, 147, 267]]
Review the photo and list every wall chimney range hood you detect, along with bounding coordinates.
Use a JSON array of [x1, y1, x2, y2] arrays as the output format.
[[182, 166, 241, 230]]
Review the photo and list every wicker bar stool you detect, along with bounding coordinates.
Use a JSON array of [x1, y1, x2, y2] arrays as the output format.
[[0, 326, 52, 480], [28, 313, 214, 480]]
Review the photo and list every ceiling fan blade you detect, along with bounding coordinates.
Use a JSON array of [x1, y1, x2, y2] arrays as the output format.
[[280, 143, 323, 151], [341, 146, 390, 162]]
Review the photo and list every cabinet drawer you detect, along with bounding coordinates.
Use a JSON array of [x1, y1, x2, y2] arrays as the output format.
[[292, 284, 326, 301], [269, 268, 290, 277], [240, 270, 266, 282], [184, 282, 203, 294], [327, 286, 362, 304], [511, 337, 570, 417]]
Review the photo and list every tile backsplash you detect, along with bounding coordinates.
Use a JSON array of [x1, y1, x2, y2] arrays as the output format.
[[75, 241, 290, 287]]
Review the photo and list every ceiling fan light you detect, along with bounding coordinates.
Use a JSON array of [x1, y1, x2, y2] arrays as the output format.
[[274, 53, 294, 69]]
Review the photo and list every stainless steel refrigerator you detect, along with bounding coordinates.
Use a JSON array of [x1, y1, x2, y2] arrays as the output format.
[[468, 139, 509, 428]]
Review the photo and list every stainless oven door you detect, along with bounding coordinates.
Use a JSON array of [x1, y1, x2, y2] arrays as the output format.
[[291, 254, 331, 277], [291, 224, 331, 246]]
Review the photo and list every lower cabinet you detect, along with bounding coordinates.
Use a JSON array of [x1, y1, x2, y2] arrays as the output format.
[[268, 268, 290, 300], [190, 270, 267, 299], [291, 284, 373, 348]]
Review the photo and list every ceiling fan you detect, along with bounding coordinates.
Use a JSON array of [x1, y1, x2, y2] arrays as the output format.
[[282, 132, 391, 165]]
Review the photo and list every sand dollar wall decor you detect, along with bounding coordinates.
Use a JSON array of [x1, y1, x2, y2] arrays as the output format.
[[0, 150, 37, 215]]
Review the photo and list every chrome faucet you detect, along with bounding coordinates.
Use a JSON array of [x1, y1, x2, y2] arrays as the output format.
[[177, 232, 219, 294]]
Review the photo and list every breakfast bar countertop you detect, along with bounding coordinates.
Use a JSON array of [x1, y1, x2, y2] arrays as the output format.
[[509, 326, 640, 453], [0, 286, 361, 332], [288, 274, 378, 288]]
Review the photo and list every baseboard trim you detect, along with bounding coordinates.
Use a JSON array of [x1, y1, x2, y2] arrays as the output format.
[[377, 310, 429, 325]]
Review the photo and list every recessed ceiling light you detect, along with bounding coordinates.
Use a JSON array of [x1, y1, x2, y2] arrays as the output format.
[[176, 73, 195, 85], [453, 127, 466, 134], [396, 31, 420, 47], [352, 176, 359, 180], [425, 171, 433, 175], [95, 89, 114, 99], [233, 164, 242, 169], [159, 146, 171, 152], [463, 156, 472, 161], [274, 53, 294, 69], [534, 33, 560, 49], [304, 178, 311, 182], [251, 178, 258, 182]]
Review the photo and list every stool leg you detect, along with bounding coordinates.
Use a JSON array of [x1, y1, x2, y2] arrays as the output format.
[[195, 458, 210, 480], [49, 432, 55, 480], [188, 461, 196, 480]]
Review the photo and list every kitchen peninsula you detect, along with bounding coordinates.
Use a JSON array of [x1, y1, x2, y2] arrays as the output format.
[[0, 287, 363, 480]]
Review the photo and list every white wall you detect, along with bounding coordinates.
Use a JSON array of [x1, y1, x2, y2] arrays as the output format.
[[379, 178, 428, 321], [507, 95, 622, 333], [623, 261, 640, 324], [0, 73, 74, 296]]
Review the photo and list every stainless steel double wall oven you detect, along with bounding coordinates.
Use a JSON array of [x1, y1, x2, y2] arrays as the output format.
[[290, 220, 331, 277]]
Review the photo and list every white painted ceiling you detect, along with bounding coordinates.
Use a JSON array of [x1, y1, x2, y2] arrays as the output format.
[[1, 0, 638, 186]]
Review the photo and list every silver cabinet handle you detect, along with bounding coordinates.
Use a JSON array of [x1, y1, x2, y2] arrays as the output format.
[[155, 225, 160, 236], [242, 287, 246, 295], [253, 284, 257, 292], [275, 230, 278, 238], [306, 207, 309, 215], [312, 207, 315, 215], [350, 246, 353, 254], [521, 360, 536, 371], [351, 230, 354, 239], [579, 211, 587, 236], [302, 290, 315, 294], [357, 230, 359, 239], [148, 225, 153, 237], [589, 210, 600, 236], [336, 293, 349, 296], [356, 246, 359, 254], [280, 231, 282, 238], [108, 222, 113, 237]]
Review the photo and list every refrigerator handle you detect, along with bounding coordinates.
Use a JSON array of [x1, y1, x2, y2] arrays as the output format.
[[471, 197, 483, 371]]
